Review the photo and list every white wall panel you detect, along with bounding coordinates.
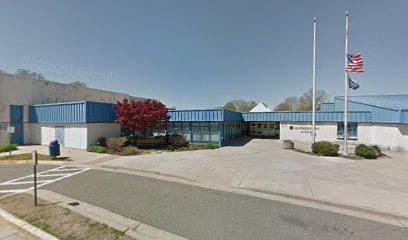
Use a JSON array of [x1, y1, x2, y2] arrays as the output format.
[[359, 123, 408, 152], [280, 122, 337, 142], [40, 126, 55, 145], [87, 123, 121, 146], [64, 125, 88, 149]]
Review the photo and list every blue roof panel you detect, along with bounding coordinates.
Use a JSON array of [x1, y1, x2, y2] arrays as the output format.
[[321, 102, 335, 111], [28, 95, 408, 124], [30, 102, 87, 123], [29, 101, 117, 123], [168, 109, 223, 122], [335, 95, 408, 110], [242, 111, 371, 122]]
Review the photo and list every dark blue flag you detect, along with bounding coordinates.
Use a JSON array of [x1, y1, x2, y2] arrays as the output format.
[[348, 77, 360, 90]]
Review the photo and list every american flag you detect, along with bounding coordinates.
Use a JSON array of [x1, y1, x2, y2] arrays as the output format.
[[345, 53, 364, 72]]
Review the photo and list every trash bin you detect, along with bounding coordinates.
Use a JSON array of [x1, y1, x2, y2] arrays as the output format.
[[49, 140, 60, 158]]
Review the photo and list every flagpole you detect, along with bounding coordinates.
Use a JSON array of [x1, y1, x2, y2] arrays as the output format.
[[312, 17, 317, 143], [344, 11, 349, 155]]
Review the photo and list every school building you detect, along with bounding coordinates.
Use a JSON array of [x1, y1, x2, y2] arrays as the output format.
[[1, 72, 407, 152]]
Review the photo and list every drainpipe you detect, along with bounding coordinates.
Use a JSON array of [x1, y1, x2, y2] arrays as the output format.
[[189, 122, 192, 144]]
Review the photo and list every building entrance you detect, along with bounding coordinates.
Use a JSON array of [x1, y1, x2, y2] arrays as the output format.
[[249, 122, 280, 138]]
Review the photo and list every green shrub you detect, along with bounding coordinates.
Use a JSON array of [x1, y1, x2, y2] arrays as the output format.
[[202, 143, 219, 149], [0, 144, 18, 152], [187, 144, 202, 151], [186, 143, 219, 150], [355, 144, 377, 159], [312, 141, 339, 156], [164, 144, 180, 151], [153, 135, 165, 140], [96, 137, 107, 147], [168, 134, 188, 147], [283, 139, 293, 144], [164, 134, 188, 150], [106, 137, 129, 149], [119, 146, 141, 155], [87, 145, 108, 153], [125, 135, 138, 146]]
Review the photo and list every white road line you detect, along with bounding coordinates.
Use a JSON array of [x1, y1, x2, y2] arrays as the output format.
[[36, 168, 90, 188], [0, 180, 50, 186], [0, 189, 27, 194], [37, 173, 70, 177], [48, 168, 85, 172], [0, 166, 65, 184], [0, 166, 90, 196]]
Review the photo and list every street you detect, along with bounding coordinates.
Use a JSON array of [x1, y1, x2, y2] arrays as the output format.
[[1, 164, 407, 240], [39, 167, 408, 240]]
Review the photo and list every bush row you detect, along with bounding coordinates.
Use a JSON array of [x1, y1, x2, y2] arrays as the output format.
[[0, 144, 18, 153], [312, 141, 339, 156], [87, 134, 219, 154], [86, 145, 107, 153], [355, 144, 381, 159], [311, 141, 382, 159]]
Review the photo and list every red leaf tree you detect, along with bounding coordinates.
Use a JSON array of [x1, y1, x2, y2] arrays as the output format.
[[114, 98, 169, 137]]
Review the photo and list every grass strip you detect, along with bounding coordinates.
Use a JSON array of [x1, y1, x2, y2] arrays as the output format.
[[0, 153, 69, 161], [0, 193, 133, 240]]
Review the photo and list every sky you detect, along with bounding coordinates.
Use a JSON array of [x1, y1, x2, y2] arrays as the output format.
[[0, 0, 407, 109]]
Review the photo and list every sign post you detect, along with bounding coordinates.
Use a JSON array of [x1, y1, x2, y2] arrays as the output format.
[[32, 150, 38, 206], [7, 126, 15, 156]]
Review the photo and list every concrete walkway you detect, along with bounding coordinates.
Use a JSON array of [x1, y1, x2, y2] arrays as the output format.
[[14, 145, 119, 165], [96, 138, 408, 220], [0, 218, 26, 240]]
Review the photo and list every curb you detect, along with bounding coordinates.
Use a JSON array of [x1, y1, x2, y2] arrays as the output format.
[[0, 208, 59, 240], [238, 186, 408, 224], [0, 160, 67, 165], [35, 190, 189, 240]]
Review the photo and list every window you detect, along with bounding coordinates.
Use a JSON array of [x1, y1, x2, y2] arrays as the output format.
[[153, 122, 166, 136], [166, 122, 174, 135], [264, 124, 268, 129], [174, 122, 182, 135], [258, 123, 262, 128], [201, 122, 210, 142], [192, 122, 201, 142], [210, 122, 219, 143], [337, 123, 358, 139], [182, 123, 191, 141]]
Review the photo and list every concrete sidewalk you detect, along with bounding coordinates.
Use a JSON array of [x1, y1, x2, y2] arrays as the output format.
[[0, 218, 26, 240], [13, 145, 119, 165], [97, 139, 408, 221]]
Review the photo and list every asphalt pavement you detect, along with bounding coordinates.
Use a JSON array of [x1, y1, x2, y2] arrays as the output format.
[[0, 164, 55, 183], [41, 169, 408, 240], [0, 164, 87, 199]]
